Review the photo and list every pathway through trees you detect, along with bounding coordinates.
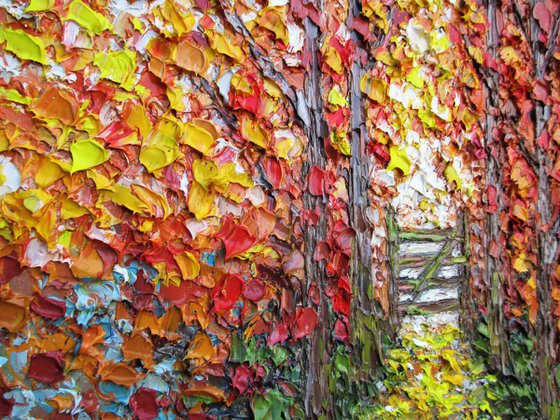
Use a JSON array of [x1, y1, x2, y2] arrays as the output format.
[[367, 212, 498, 417]]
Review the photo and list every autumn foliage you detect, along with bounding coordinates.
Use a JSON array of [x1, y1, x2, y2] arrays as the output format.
[[0, 0, 558, 418]]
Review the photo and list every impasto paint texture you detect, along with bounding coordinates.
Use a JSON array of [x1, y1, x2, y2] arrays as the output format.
[[0, 0, 558, 418]]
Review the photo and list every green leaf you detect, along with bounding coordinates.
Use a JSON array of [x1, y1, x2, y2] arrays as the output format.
[[252, 389, 291, 420], [335, 352, 350, 379], [252, 395, 272, 420], [229, 334, 246, 363], [271, 346, 288, 367]]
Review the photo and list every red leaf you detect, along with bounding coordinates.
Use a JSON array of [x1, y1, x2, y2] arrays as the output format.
[[293, 307, 319, 340], [533, 79, 549, 102], [263, 157, 283, 189], [533, 2, 552, 33], [537, 130, 550, 149], [232, 364, 254, 393], [334, 319, 349, 342], [308, 166, 326, 196], [352, 16, 371, 40], [217, 216, 256, 261], [313, 241, 330, 262], [27, 351, 64, 384], [486, 185, 498, 214], [489, 240, 500, 259], [370, 142, 390, 163], [79, 389, 98, 414], [30, 293, 66, 320], [130, 388, 159, 420], [0, 256, 21, 285], [242, 280, 266, 302], [212, 274, 243, 312], [326, 108, 350, 128], [268, 323, 289, 346], [448, 25, 461, 43], [332, 223, 355, 256], [307, 282, 320, 305], [0, 387, 13, 418], [332, 289, 350, 316]]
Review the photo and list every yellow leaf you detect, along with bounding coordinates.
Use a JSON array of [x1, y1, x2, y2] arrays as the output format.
[[216, 163, 253, 189], [208, 31, 243, 60], [125, 104, 153, 140], [66, 0, 112, 34], [175, 251, 200, 280], [499, 46, 521, 65], [184, 123, 215, 155], [70, 139, 109, 173], [513, 253, 531, 273], [130, 184, 172, 219], [255, 7, 289, 44], [240, 117, 269, 148], [93, 50, 137, 91], [327, 86, 348, 107], [20, 189, 52, 213], [161, 0, 195, 36], [360, 75, 387, 102], [25, 0, 55, 12], [35, 203, 56, 245], [60, 198, 89, 219], [139, 145, 179, 173], [331, 131, 351, 156], [107, 185, 150, 215], [467, 45, 483, 65], [387, 146, 411, 175], [405, 68, 425, 89], [192, 159, 219, 190], [140, 120, 182, 173], [35, 157, 66, 188], [441, 349, 461, 373], [444, 163, 462, 190], [87, 169, 113, 190], [0, 28, 48, 64], [323, 47, 342, 74], [188, 181, 215, 220], [441, 372, 466, 386], [0, 87, 31, 105]]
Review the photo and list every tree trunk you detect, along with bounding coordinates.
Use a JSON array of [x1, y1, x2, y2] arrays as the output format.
[[301, 11, 333, 418], [483, 0, 508, 373]]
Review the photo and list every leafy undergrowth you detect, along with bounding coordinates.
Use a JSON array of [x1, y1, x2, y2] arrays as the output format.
[[360, 314, 500, 419]]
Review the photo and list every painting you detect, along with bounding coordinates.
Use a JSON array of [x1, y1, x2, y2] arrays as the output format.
[[0, 0, 558, 418]]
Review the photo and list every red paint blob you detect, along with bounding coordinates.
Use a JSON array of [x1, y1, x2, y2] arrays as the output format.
[[27, 351, 64, 385], [130, 387, 159, 420]]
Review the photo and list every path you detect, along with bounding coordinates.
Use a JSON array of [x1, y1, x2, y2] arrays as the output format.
[[362, 312, 498, 418], [365, 219, 499, 418]]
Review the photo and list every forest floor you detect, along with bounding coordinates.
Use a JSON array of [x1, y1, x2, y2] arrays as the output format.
[[363, 312, 499, 419]]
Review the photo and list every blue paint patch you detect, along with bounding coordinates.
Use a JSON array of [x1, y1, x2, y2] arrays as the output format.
[[201, 251, 216, 267], [99, 381, 132, 404]]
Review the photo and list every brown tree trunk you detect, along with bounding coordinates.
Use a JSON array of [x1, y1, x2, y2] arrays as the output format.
[[301, 12, 333, 418], [483, 0, 508, 373], [535, 101, 558, 418], [532, 5, 559, 412]]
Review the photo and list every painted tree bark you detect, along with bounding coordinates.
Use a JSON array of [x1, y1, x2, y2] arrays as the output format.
[[532, 3, 560, 414], [483, 0, 509, 374]]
